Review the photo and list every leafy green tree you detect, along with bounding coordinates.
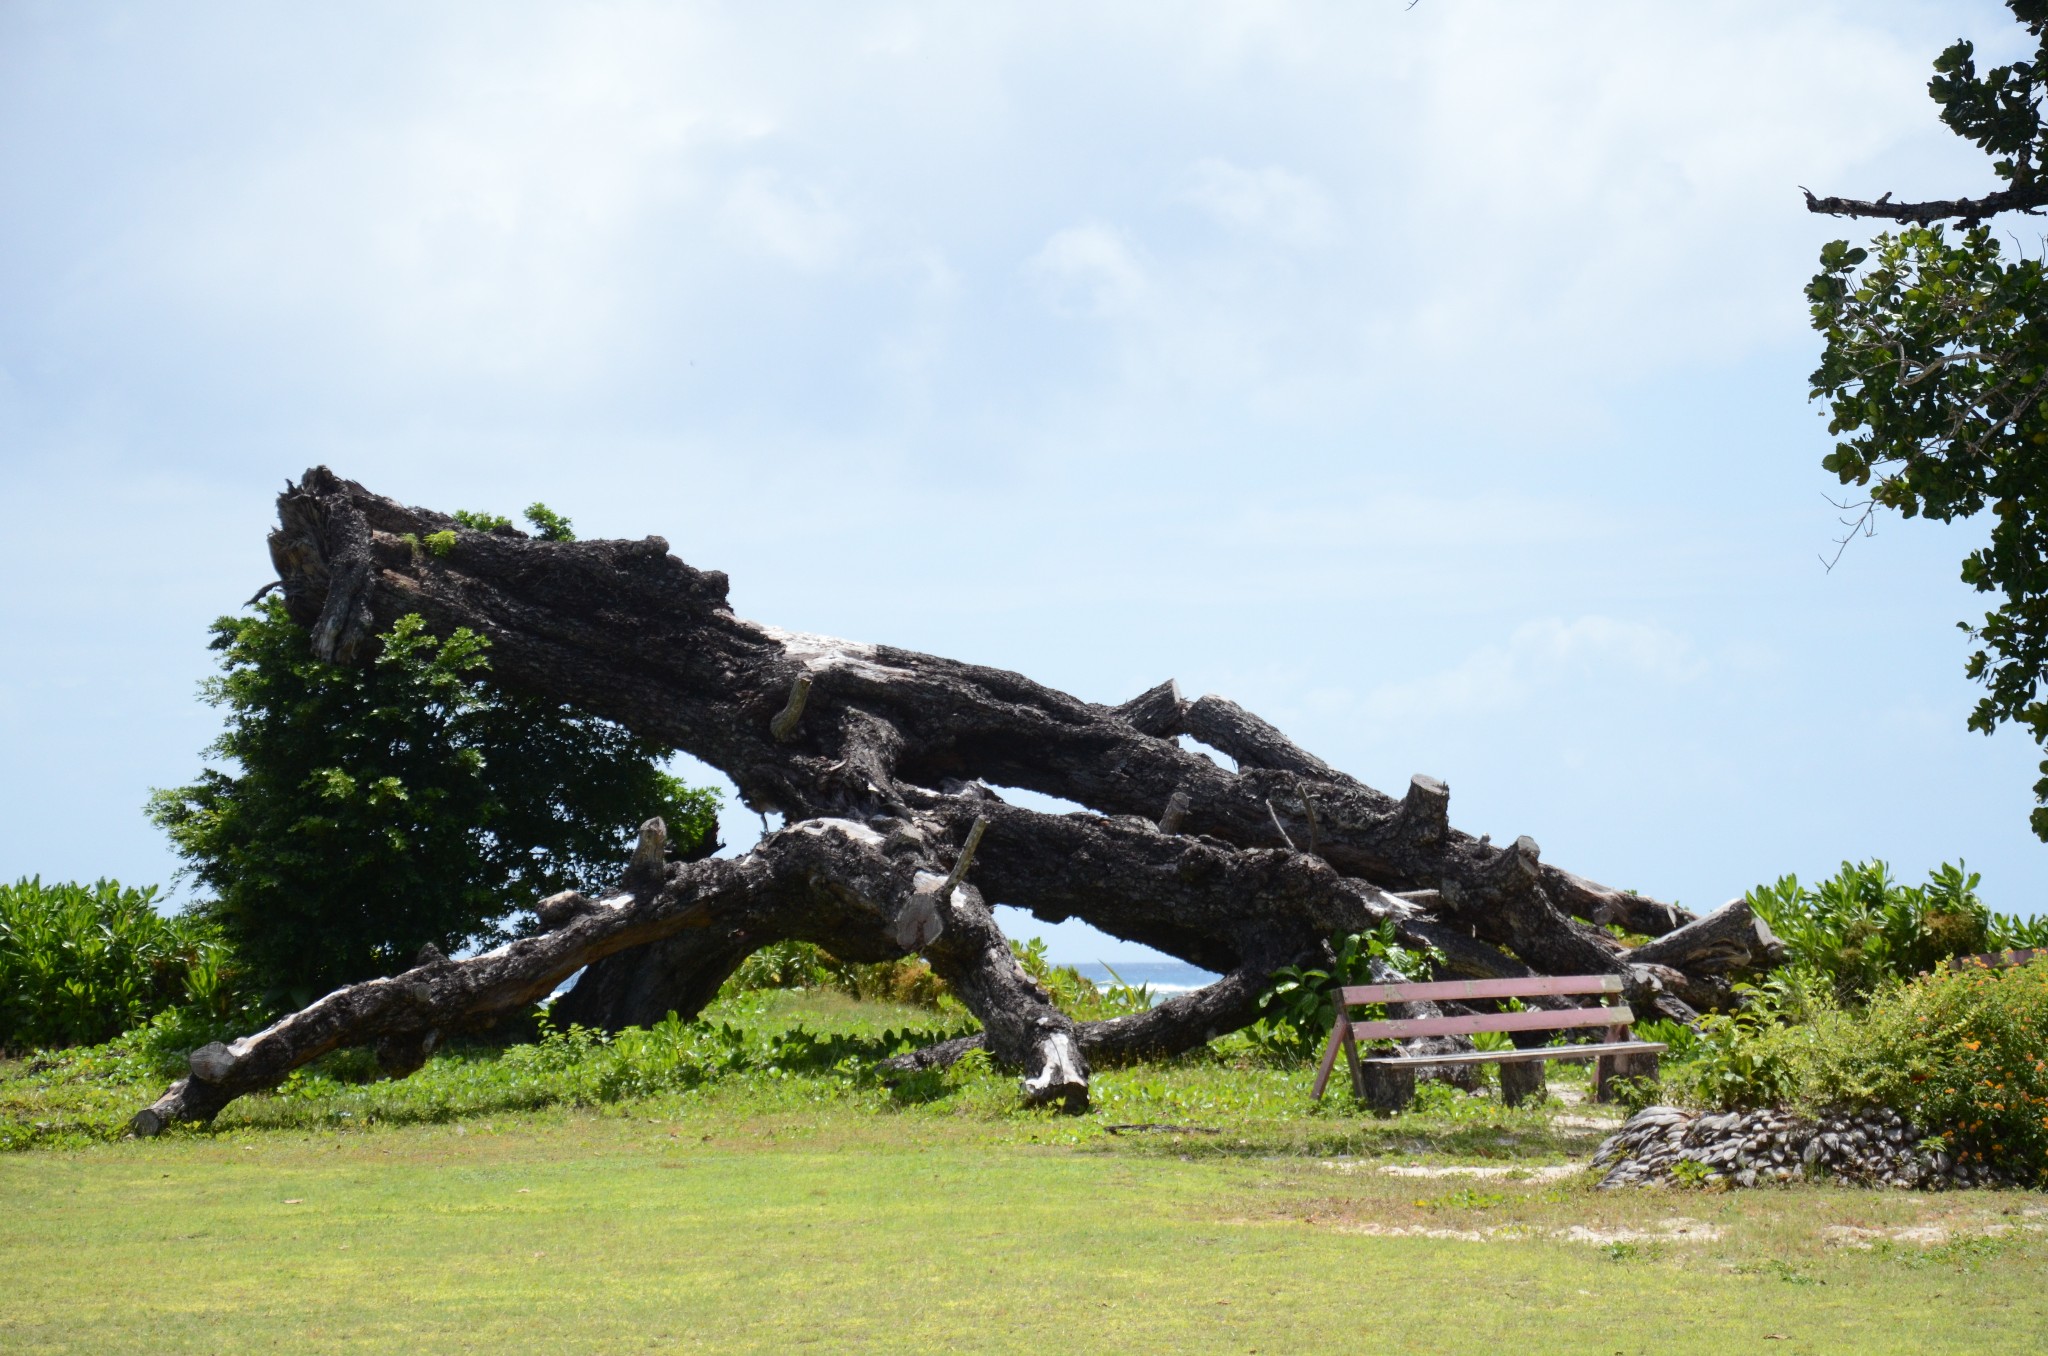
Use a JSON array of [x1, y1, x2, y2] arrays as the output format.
[[150, 600, 718, 1002], [1806, 2, 2048, 836]]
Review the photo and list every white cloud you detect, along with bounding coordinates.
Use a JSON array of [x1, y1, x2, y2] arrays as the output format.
[[6, 0, 2046, 930], [1029, 223, 1147, 317], [1362, 617, 1704, 727], [721, 169, 852, 270], [1182, 158, 1333, 247]]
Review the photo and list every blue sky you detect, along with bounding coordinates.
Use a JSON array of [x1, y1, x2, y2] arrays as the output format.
[[2, 1, 2041, 963]]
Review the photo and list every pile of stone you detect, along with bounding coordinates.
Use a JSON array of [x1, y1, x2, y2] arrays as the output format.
[[1591, 1104, 1999, 1190]]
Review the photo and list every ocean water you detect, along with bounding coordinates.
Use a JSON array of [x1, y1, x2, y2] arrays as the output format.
[[1064, 960, 1219, 1004]]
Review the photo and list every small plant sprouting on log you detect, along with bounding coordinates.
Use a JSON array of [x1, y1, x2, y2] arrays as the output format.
[[523, 502, 575, 541]]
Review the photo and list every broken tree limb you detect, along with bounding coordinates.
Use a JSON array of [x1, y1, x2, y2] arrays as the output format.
[[134, 809, 1085, 1132], [1628, 897, 1782, 975], [129, 467, 1753, 1127], [769, 673, 813, 742]]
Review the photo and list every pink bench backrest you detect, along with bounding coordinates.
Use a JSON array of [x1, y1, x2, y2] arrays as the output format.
[[1336, 973, 1624, 1007]]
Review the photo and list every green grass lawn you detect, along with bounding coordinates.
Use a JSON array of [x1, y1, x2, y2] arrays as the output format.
[[3, 991, 2043, 1354]]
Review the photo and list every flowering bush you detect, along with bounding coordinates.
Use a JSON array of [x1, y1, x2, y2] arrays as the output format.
[[1669, 957, 2048, 1184], [1815, 955, 2048, 1182]]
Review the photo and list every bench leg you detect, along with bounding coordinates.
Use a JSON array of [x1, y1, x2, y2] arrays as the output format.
[[1362, 1064, 1415, 1115], [1498, 1060, 1545, 1108], [1593, 1050, 1659, 1103]]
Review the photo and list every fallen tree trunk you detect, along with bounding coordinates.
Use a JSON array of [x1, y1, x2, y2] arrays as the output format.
[[130, 468, 1772, 1132]]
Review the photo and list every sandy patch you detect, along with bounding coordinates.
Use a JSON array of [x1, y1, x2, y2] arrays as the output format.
[[1376, 1163, 1583, 1181], [1557, 1217, 1723, 1244], [1822, 1219, 2040, 1249], [1338, 1222, 1495, 1242], [1333, 1216, 1720, 1245]]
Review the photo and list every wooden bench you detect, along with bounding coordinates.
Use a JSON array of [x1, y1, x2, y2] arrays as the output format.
[[1310, 974, 1667, 1112]]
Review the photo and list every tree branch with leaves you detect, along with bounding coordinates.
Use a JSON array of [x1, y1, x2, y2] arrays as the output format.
[[1808, 1, 2048, 838]]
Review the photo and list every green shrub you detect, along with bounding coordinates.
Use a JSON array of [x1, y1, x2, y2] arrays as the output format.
[[1006, 937, 1151, 1020], [1252, 921, 1443, 1060], [1632, 1017, 1701, 1062], [718, 937, 1152, 1021], [1747, 860, 2047, 1002], [720, 941, 956, 1011], [1662, 958, 2048, 1185], [0, 878, 250, 1053], [1803, 956, 2048, 1183]]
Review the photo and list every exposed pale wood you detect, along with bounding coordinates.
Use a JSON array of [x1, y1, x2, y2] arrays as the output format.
[[768, 673, 812, 742], [1628, 898, 1780, 975]]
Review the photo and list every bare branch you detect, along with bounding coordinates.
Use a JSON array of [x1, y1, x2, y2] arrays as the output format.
[[1803, 183, 2048, 227]]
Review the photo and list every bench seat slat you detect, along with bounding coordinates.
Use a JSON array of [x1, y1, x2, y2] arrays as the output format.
[[1338, 974, 1623, 1006], [1349, 1004, 1631, 1042], [1360, 1040, 1667, 1068]]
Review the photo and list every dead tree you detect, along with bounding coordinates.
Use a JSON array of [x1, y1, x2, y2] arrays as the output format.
[[129, 469, 1779, 1134]]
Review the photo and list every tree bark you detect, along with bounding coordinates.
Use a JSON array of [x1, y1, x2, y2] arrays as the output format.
[[129, 468, 1749, 1130]]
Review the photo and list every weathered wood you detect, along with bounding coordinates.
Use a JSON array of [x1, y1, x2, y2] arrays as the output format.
[[1358, 1040, 1667, 1068], [1593, 1046, 1662, 1103], [1358, 954, 1481, 1093], [1312, 1014, 1348, 1101], [133, 813, 1089, 1132], [1338, 975, 1624, 1005], [1313, 967, 1667, 1105], [1362, 1061, 1416, 1114], [1111, 679, 1185, 737], [1627, 897, 1781, 975], [1351, 1005, 1632, 1043], [127, 468, 1743, 1127], [1498, 1059, 1546, 1107]]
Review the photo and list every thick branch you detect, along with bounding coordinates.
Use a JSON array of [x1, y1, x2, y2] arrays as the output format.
[[132, 808, 1086, 1131], [1802, 183, 2048, 226], [237, 468, 1736, 1090], [1628, 897, 1781, 975]]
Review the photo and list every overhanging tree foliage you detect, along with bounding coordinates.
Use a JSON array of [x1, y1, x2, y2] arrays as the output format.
[[149, 597, 719, 1001], [129, 470, 1777, 1133], [1806, 0, 2048, 837]]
